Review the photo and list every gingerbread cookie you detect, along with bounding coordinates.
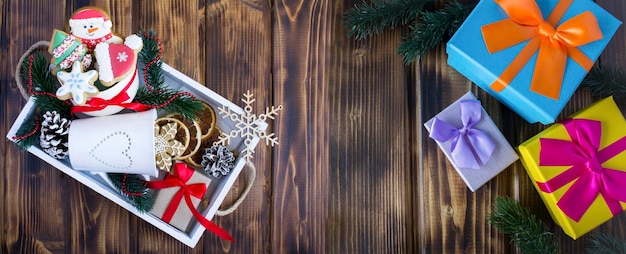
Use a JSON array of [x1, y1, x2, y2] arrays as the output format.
[[56, 61, 99, 105], [68, 6, 123, 50], [49, 29, 92, 73], [95, 34, 143, 87], [154, 117, 192, 172]]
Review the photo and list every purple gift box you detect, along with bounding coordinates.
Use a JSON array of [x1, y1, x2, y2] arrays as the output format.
[[424, 92, 518, 191]]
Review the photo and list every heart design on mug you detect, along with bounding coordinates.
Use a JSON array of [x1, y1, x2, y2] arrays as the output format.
[[89, 131, 133, 170]]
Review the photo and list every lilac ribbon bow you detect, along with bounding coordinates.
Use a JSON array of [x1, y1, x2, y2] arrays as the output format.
[[430, 100, 495, 169], [538, 118, 626, 222]]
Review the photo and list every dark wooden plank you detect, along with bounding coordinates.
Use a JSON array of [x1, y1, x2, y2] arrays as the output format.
[[202, 0, 273, 253], [126, 0, 207, 253], [419, 40, 516, 252], [271, 0, 332, 252], [3, 0, 626, 253], [0, 0, 6, 250], [597, 0, 626, 69], [512, 1, 626, 251], [2, 1, 72, 253], [53, 2, 137, 253], [326, 1, 413, 253]]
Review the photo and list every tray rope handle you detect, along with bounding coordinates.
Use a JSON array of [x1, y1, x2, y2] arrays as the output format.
[[15, 40, 51, 100], [15, 41, 255, 217], [216, 160, 256, 216]]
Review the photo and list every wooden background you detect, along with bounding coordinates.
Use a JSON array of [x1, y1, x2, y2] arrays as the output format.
[[1, 0, 625, 253]]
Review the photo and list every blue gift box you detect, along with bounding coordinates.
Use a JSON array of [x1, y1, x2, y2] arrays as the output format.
[[447, 0, 621, 124]]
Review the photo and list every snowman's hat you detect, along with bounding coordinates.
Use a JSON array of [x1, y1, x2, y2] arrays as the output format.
[[69, 7, 112, 29]]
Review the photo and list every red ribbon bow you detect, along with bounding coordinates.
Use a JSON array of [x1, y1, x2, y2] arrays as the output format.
[[147, 163, 234, 242], [71, 71, 150, 114], [481, 0, 603, 100], [538, 118, 626, 222]]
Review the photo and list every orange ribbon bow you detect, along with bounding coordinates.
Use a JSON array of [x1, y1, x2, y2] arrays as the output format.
[[481, 0, 603, 100]]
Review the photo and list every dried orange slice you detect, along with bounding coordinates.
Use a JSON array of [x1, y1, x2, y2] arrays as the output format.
[[185, 128, 222, 168], [164, 113, 202, 160], [197, 101, 218, 140]]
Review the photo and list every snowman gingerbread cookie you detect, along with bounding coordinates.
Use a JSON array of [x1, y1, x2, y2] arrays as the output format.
[[49, 7, 123, 73], [68, 7, 123, 50]]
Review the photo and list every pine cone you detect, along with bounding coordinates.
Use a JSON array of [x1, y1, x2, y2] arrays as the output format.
[[40, 111, 71, 159], [201, 145, 235, 178]]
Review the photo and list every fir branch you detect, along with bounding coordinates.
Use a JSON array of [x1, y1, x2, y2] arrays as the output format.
[[138, 30, 166, 90], [14, 52, 70, 149], [135, 30, 203, 120], [21, 52, 72, 119], [345, 0, 426, 40], [34, 96, 72, 119], [581, 64, 626, 102], [134, 87, 202, 120], [587, 232, 626, 254], [21, 52, 57, 94], [13, 114, 40, 150], [398, 1, 474, 65], [489, 196, 558, 254], [108, 173, 154, 213]]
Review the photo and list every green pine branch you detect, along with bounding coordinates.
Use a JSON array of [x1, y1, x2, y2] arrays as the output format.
[[21, 52, 72, 119], [587, 232, 626, 254], [14, 52, 71, 149], [138, 29, 166, 90], [135, 87, 202, 120], [398, 1, 474, 65], [13, 114, 40, 150], [581, 64, 626, 102], [344, 0, 427, 40], [21, 52, 55, 93], [489, 196, 558, 254], [108, 173, 154, 213], [135, 30, 203, 120]]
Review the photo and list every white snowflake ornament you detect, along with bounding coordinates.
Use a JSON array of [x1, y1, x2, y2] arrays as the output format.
[[215, 90, 283, 160]]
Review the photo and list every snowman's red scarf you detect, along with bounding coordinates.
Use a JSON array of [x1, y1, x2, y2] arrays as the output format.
[[78, 33, 113, 50]]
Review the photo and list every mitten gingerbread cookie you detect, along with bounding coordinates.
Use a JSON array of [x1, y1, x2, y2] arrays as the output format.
[[56, 61, 99, 105], [95, 34, 143, 87], [68, 7, 123, 50]]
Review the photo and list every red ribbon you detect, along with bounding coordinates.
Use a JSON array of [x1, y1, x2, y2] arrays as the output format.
[[71, 71, 150, 114], [538, 118, 626, 222], [147, 163, 234, 242]]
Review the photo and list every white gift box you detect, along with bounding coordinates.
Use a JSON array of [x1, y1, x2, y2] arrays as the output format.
[[424, 92, 518, 192], [7, 63, 264, 247]]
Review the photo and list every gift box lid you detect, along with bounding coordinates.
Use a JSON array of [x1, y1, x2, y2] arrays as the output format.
[[424, 91, 518, 192], [447, 0, 622, 124]]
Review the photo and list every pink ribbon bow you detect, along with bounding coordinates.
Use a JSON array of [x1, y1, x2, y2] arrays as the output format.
[[538, 118, 626, 222]]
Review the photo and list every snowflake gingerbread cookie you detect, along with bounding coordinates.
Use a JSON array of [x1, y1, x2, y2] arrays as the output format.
[[56, 61, 99, 105]]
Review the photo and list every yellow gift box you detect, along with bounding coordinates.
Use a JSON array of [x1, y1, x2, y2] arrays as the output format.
[[518, 96, 626, 239]]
